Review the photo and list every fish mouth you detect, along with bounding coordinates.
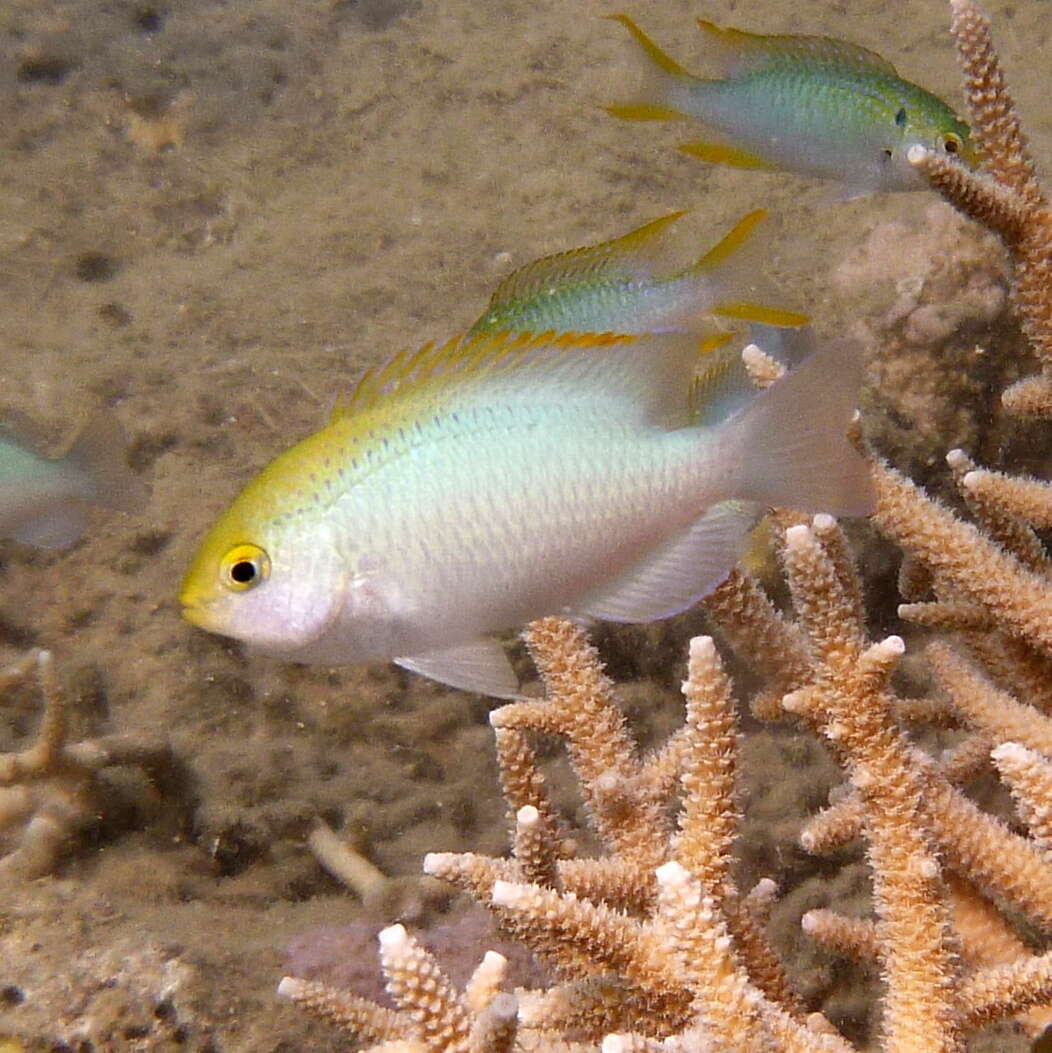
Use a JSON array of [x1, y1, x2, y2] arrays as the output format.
[[180, 595, 221, 633]]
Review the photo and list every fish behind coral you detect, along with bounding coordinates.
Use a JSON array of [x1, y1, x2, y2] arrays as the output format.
[[0, 412, 146, 549], [469, 209, 808, 336], [180, 330, 873, 697], [607, 15, 978, 195]]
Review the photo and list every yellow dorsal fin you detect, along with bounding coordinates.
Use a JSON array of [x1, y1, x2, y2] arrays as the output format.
[[330, 330, 636, 425], [486, 211, 687, 309], [606, 14, 690, 77], [679, 139, 779, 170], [696, 18, 898, 78]]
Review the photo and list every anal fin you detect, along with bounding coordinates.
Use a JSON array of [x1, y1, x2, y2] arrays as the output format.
[[712, 301, 810, 327], [604, 103, 686, 122], [679, 140, 778, 170], [395, 638, 521, 699]]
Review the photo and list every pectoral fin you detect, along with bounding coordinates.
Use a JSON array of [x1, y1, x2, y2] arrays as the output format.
[[575, 500, 761, 622], [396, 638, 521, 699]]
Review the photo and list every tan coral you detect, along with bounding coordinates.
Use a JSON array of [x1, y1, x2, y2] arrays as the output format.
[[285, 606, 1052, 1050], [909, 0, 1052, 415], [279, 925, 516, 1053]]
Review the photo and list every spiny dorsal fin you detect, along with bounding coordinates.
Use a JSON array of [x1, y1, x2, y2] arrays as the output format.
[[696, 18, 899, 78], [331, 330, 638, 424], [486, 211, 687, 309]]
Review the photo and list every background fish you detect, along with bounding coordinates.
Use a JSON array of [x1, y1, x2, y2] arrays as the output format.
[[607, 14, 978, 195], [0, 412, 146, 549], [469, 209, 808, 335], [181, 330, 873, 697]]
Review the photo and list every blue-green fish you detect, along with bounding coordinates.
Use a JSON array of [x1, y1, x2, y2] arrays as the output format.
[[607, 15, 979, 194], [0, 413, 145, 549], [180, 330, 873, 697], [469, 209, 808, 336]]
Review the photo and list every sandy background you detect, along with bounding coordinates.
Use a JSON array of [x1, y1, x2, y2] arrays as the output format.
[[0, 0, 1050, 1047]]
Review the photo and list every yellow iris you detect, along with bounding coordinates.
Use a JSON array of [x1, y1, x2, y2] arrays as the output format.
[[220, 543, 270, 592]]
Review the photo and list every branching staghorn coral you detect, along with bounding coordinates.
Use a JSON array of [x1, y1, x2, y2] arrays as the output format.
[[0, 649, 175, 877], [279, 567, 1052, 1050]]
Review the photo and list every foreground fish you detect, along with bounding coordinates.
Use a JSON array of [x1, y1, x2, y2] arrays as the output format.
[[607, 14, 978, 194], [180, 330, 873, 697], [469, 209, 808, 335], [0, 413, 145, 549]]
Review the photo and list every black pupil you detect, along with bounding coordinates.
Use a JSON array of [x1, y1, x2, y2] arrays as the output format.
[[945, 138, 958, 153], [230, 560, 257, 584], [895, 108, 907, 126]]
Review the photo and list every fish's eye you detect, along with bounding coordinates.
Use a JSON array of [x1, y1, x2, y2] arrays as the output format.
[[943, 133, 961, 155], [895, 107, 907, 127], [220, 543, 270, 592]]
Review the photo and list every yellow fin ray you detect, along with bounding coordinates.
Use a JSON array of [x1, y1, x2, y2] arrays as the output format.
[[677, 210, 809, 331], [689, 345, 756, 426], [486, 211, 687, 309], [330, 330, 700, 432], [689, 208, 767, 271], [606, 14, 690, 77], [697, 331, 734, 356], [679, 139, 779, 170], [333, 331, 567, 422], [603, 103, 686, 122], [712, 301, 811, 327]]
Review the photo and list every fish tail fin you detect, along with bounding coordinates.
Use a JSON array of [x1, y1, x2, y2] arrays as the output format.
[[712, 341, 875, 517], [676, 210, 810, 329], [63, 413, 148, 513], [12, 505, 89, 550], [604, 14, 693, 121]]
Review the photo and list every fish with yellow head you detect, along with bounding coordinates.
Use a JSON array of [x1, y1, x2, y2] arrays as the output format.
[[181, 330, 873, 697]]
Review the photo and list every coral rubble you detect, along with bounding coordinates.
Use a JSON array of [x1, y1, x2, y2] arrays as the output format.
[[0, 649, 175, 878]]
